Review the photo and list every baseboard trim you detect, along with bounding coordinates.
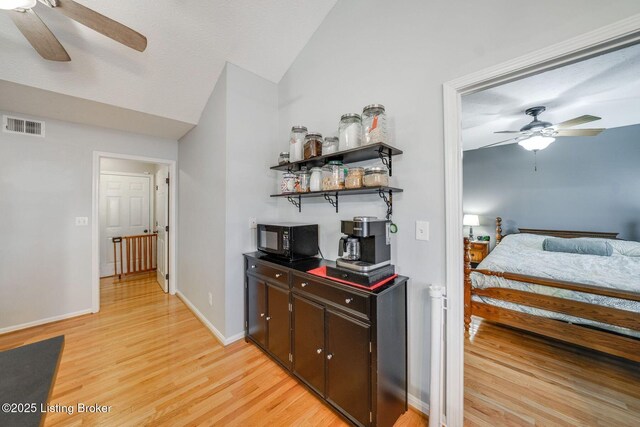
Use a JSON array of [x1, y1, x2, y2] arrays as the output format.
[[0, 309, 93, 336], [408, 393, 430, 417], [176, 291, 243, 346]]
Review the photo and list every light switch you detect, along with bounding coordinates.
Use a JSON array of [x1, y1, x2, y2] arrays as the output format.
[[416, 221, 429, 241], [75, 217, 89, 226]]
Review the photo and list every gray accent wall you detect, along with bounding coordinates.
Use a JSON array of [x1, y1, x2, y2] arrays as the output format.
[[463, 124, 640, 243]]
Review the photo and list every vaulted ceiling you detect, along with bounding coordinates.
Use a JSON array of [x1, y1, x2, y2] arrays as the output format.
[[462, 43, 640, 151], [0, 0, 337, 137]]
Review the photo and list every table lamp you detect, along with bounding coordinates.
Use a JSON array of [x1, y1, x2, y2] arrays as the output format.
[[463, 214, 480, 240]]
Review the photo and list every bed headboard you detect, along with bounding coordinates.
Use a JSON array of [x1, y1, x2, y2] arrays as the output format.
[[495, 217, 619, 243]]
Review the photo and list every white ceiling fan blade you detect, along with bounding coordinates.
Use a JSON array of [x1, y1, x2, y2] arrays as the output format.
[[555, 128, 605, 137], [493, 130, 521, 134], [478, 138, 516, 149], [555, 115, 601, 129]]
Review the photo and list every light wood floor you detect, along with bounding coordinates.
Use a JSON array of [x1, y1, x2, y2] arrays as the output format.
[[465, 318, 640, 426], [0, 274, 426, 426]]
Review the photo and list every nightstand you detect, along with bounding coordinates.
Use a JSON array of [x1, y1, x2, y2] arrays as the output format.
[[469, 241, 489, 267]]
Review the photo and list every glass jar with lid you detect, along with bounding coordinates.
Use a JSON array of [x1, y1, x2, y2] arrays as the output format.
[[322, 136, 339, 155], [281, 172, 296, 193], [322, 160, 345, 191], [338, 113, 362, 151], [309, 167, 323, 192], [363, 165, 389, 187], [295, 167, 310, 193], [289, 126, 307, 162], [345, 166, 365, 189], [304, 132, 323, 160], [278, 151, 290, 165], [362, 104, 387, 145]]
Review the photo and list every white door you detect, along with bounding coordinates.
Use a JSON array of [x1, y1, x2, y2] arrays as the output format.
[[99, 173, 151, 277], [155, 167, 169, 292]]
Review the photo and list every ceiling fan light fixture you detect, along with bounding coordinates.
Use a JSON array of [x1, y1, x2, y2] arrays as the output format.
[[0, 0, 36, 10], [518, 135, 555, 151]]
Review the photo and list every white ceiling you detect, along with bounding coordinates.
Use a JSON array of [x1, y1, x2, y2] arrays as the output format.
[[462, 43, 640, 151], [0, 0, 337, 133]]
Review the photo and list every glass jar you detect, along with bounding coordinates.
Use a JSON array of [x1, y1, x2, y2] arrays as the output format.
[[338, 113, 362, 151], [289, 126, 307, 162], [363, 165, 389, 187], [281, 172, 296, 193], [362, 104, 387, 145], [304, 132, 323, 160], [345, 166, 365, 189], [295, 167, 310, 193], [309, 167, 323, 192], [322, 160, 345, 191], [278, 151, 290, 165], [322, 136, 339, 155]]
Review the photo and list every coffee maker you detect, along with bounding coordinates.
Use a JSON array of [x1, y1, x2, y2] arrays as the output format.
[[328, 216, 395, 286]]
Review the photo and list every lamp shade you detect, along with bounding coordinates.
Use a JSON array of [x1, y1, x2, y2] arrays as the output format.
[[463, 214, 479, 227], [0, 0, 36, 10], [518, 135, 555, 151]]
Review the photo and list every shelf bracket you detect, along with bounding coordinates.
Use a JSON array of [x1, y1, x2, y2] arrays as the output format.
[[287, 195, 301, 212], [377, 147, 393, 176], [378, 189, 393, 220], [323, 192, 339, 213]]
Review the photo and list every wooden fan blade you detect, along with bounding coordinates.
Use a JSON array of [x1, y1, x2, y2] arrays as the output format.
[[494, 130, 521, 134], [555, 115, 601, 129], [478, 138, 515, 149], [555, 128, 605, 137], [54, 0, 147, 52], [10, 9, 70, 61]]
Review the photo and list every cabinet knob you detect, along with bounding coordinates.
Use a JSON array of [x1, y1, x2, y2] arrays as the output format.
[[301, 282, 308, 288], [266, 316, 271, 321], [326, 353, 333, 360], [316, 348, 323, 354], [251, 265, 256, 269], [275, 273, 282, 278], [345, 298, 353, 304], [260, 313, 265, 317]]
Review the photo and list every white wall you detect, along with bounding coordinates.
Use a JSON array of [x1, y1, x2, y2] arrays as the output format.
[[0, 111, 178, 332], [100, 158, 157, 175], [275, 0, 640, 407]]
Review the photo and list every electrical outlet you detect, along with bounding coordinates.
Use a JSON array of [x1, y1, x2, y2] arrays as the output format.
[[75, 217, 89, 226], [416, 220, 429, 241], [208, 292, 213, 306], [249, 217, 257, 230]]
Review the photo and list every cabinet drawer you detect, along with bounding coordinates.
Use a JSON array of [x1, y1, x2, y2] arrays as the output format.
[[292, 274, 368, 318], [247, 260, 289, 286], [469, 250, 483, 262]]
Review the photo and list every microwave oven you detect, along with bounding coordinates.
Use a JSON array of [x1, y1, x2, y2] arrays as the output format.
[[257, 223, 318, 261]]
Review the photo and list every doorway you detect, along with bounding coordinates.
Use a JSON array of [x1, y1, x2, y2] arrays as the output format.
[[92, 152, 177, 312], [442, 16, 640, 427]]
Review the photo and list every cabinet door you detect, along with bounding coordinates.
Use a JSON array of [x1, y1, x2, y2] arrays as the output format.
[[326, 310, 371, 426], [247, 275, 267, 347], [292, 294, 325, 395], [267, 284, 290, 367]]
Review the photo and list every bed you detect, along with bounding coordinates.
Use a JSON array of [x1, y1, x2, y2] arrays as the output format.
[[464, 217, 640, 362]]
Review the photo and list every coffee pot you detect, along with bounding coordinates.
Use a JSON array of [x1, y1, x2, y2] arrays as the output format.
[[339, 236, 360, 261]]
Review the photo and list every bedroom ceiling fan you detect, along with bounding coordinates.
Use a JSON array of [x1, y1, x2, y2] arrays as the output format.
[[481, 106, 605, 151], [1, 0, 147, 62]]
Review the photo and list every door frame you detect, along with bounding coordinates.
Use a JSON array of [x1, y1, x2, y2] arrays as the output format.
[[92, 151, 178, 312], [442, 15, 640, 427], [98, 171, 154, 278]]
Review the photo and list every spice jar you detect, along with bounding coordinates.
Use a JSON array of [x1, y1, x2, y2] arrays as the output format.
[[289, 126, 307, 162], [278, 152, 290, 165], [295, 167, 310, 193], [281, 172, 296, 193], [322, 160, 345, 191], [345, 166, 365, 189], [362, 104, 387, 145], [322, 136, 339, 155], [304, 132, 323, 160], [363, 165, 389, 187], [338, 113, 362, 151], [310, 167, 323, 192]]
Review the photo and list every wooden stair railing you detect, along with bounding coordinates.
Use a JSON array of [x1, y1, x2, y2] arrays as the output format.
[[112, 233, 158, 279]]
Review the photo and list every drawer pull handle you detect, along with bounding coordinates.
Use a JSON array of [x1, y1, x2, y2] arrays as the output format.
[[316, 348, 323, 354], [251, 265, 256, 269], [345, 298, 353, 304], [266, 316, 271, 321], [326, 353, 333, 360], [260, 313, 265, 317], [301, 282, 308, 288], [275, 273, 283, 278]]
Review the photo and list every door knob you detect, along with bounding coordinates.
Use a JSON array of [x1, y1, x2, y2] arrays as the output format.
[[260, 313, 265, 317], [266, 316, 271, 321], [275, 273, 282, 278], [144, 229, 149, 233], [316, 348, 323, 354], [326, 353, 333, 360], [345, 298, 354, 304], [301, 282, 308, 287], [251, 265, 256, 269]]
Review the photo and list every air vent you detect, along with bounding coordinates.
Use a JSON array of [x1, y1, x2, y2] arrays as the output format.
[[3, 115, 45, 137]]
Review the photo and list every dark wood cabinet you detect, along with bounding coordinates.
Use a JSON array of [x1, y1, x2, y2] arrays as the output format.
[[245, 254, 407, 427]]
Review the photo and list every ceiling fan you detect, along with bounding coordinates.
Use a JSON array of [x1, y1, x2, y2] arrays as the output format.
[[1, 0, 147, 62], [481, 106, 605, 151]]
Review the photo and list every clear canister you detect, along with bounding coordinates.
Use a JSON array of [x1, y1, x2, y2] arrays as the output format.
[[345, 166, 365, 189], [289, 126, 307, 162], [322, 136, 339, 155], [362, 104, 387, 145], [322, 160, 345, 191], [304, 132, 323, 160], [296, 167, 310, 193], [338, 113, 362, 151], [309, 167, 323, 192], [281, 172, 296, 193], [363, 165, 389, 187], [278, 151, 290, 165]]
